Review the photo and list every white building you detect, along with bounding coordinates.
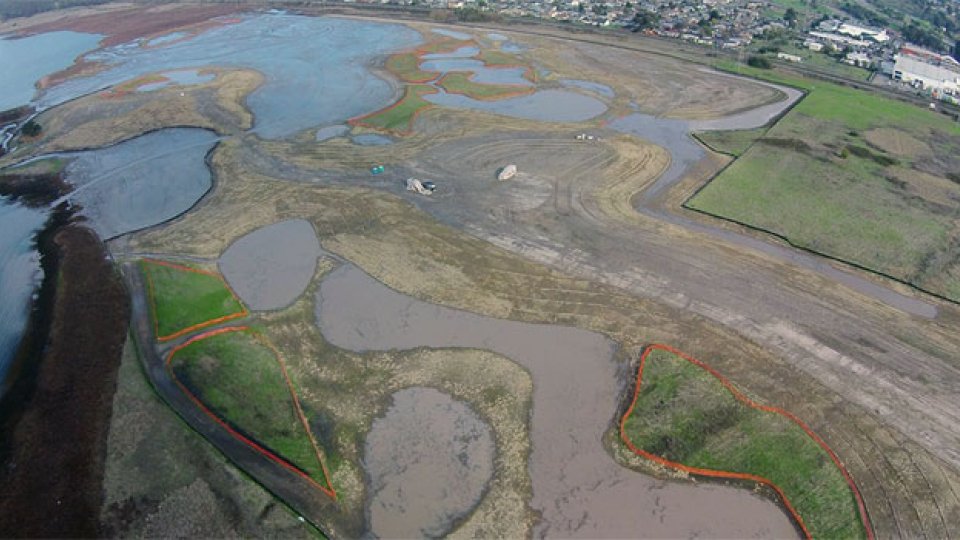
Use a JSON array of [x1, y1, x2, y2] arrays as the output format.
[[836, 23, 888, 43], [893, 55, 960, 94], [845, 52, 872, 68], [777, 52, 803, 63]]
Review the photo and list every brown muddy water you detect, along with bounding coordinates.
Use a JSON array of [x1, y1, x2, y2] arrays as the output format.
[[364, 386, 494, 538], [218, 219, 321, 310], [316, 264, 798, 538]]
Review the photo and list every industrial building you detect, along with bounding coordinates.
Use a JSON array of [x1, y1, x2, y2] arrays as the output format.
[[893, 54, 960, 95]]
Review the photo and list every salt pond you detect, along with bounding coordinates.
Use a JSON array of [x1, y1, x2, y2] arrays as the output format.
[[0, 30, 102, 111], [315, 124, 350, 142], [425, 89, 607, 122], [364, 387, 494, 538], [316, 264, 797, 538], [352, 134, 394, 146], [420, 58, 532, 86], [38, 15, 422, 138]]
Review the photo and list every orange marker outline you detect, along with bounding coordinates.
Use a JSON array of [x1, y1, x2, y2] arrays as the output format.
[[141, 258, 249, 342], [619, 343, 874, 540], [166, 326, 337, 500]]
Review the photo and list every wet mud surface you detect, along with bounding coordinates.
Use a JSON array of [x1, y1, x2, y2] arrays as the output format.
[[317, 264, 797, 538], [219, 219, 321, 310], [364, 387, 494, 538]]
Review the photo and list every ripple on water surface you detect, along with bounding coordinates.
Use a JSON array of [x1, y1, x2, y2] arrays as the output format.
[[365, 387, 494, 538]]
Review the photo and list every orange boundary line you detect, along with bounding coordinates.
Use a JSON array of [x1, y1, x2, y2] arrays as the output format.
[[619, 343, 874, 540], [140, 258, 249, 343], [166, 326, 337, 500], [348, 85, 439, 136], [435, 72, 536, 102]]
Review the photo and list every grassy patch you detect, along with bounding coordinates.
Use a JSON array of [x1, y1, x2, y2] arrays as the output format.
[[437, 72, 533, 101], [690, 65, 960, 300], [623, 347, 866, 539], [384, 52, 438, 83], [477, 49, 521, 66], [169, 328, 330, 488], [694, 128, 766, 157], [349, 85, 437, 134], [141, 259, 246, 340]]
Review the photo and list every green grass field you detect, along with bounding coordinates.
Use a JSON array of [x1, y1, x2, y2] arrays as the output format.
[[623, 348, 865, 539], [350, 85, 436, 134], [690, 64, 960, 301], [141, 260, 246, 338], [170, 329, 328, 485], [437, 72, 533, 100], [384, 52, 438, 83]]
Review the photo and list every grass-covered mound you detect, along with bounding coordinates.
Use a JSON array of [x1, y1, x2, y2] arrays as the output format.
[[349, 85, 437, 134], [621, 345, 869, 539], [437, 72, 533, 101], [141, 259, 247, 341], [168, 327, 334, 495], [688, 64, 960, 302]]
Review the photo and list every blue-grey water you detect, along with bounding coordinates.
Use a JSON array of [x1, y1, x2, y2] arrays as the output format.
[[315, 124, 350, 142], [431, 28, 472, 40], [145, 31, 188, 47], [420, 58, 532, 86], [136, 69, 215, 92], [559, 79, 615, 99], [0, 30, 102, 111], [420, 46, 480, 60], [59, 128, 219, 239], [425, 88, 607, 122], [39, 15, 422, 138], [0, 200, 48, 389], [352, 133, 394, 146]]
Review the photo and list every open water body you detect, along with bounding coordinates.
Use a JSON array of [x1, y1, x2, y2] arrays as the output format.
[[136, 69, 215, 92], [0, 31, 103, 111], [56, 128, 219, 240], [316, 264, 797, 538], [39, 15, 423, 138], [426, 88, 607, 122], [0, 201, 48, 390], [420, 58, 532, 86]]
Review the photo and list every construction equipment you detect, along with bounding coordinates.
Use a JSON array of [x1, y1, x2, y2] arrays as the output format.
[[497, 164, 517, 181], [406, 178, 435, 195]]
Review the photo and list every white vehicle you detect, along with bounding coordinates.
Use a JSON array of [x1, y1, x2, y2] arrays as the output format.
[[405, 177, 434, 195], [497, 164, 517, 181], [576, 133, 596, 141]]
